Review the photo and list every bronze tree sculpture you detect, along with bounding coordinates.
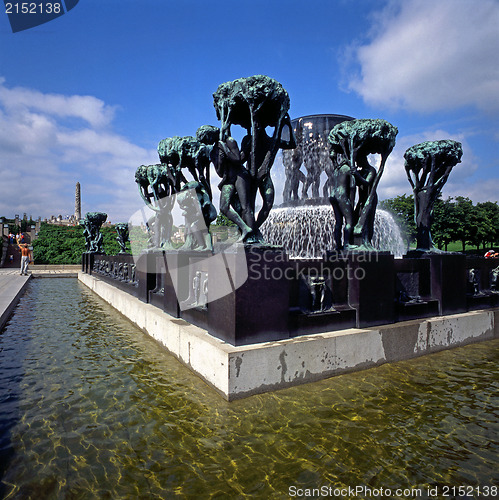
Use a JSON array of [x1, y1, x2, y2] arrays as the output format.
[[135, 75, 295, 249], [328, 119, 398, 250], [404, 140, 462, 252], [213, 75, 296, 242]]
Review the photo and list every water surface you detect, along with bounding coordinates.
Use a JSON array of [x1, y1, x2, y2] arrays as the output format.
[[0, 279, 498, 499]]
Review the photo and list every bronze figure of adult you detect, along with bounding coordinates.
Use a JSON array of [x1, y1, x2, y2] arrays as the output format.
[[214, 133, 255, 241], [353, 152, 377, 248], [213, 75, 295, 238], [329, 118, 398, 251], [198, 124, 255, 241], [301, 135, 321, 199], [177, 181, 217, 251], [241, 112, 296, 228], [283, 122, 305, 202], [283, 146, 305, 202], [135, 164, 176, 249], [329, 154, 355, 250]]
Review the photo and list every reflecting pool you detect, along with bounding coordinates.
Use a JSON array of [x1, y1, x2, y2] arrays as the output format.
[[0, 279, 498, 499]]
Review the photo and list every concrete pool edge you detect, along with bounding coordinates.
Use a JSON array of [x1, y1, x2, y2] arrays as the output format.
[[78, 272, 499, 401], [0, 274, 31, 331]]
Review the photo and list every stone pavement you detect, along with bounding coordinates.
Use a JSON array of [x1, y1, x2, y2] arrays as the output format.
[[0, 266, 79, 277], [0, 272, 31, 330]]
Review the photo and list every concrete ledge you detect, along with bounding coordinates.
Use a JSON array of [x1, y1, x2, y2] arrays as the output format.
[[32, 272, 78, 278], [30, 264, 81, 271], [0, 274, 31, 330], [78, 272, 499, 401]]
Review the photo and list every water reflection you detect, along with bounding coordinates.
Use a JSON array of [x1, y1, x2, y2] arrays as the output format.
[[0, 279, 498, 499]]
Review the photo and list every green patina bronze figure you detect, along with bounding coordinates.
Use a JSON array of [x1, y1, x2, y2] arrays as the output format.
[[282, 121, 305, 203], [135, 163, 176, 249], [404, 140, 463, 252], [328, 118, 398, 250], [198, 124, 255, 242], [176, 181, 217, 251], [115, 222, 130, 254], [81, 216, 92, 252], [82, 211, 107, 253]]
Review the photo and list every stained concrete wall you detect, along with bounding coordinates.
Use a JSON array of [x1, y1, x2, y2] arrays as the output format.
[[79, 272, 499, 401]]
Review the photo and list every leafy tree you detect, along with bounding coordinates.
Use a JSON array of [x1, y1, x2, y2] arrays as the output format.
[[432, 197, 459, 251], [474, 201, 499, 250], [449, 196, 475, 252], [380, 195, 499, 252], [33, 224, 85, 264], [213, 213, 236, 227]]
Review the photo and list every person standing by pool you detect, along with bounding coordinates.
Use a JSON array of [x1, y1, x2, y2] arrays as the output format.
[[18, 241, 32, 275]]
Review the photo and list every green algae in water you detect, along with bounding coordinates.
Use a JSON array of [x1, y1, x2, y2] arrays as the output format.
[[0, 279, 498, 499]]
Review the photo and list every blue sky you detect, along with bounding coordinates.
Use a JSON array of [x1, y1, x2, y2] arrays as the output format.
[[0, 0, 497, 223]]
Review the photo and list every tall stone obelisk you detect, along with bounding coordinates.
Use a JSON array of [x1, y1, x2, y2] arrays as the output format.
[[75, 182, 81, 221]]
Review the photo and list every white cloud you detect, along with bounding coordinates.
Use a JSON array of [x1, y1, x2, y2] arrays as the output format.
[[346, 0, 499, 113], [0, 77, 116, 128], [0, 79, 157, 222], [444, 178, 499, 203]]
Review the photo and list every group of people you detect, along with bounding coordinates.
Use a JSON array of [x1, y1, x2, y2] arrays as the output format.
[[8, 232, 24, 244], [484, 249, 499, 259]]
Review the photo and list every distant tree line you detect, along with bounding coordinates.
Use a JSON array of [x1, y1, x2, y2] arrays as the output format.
[[380, 195, 499, 252], [32, 223, 128, 264], [24, 197, 499, 264]]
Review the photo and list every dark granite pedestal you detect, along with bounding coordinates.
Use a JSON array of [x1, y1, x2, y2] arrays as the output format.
[[465, 257, 499, 310], [207, 245, 291, 346], [82, 252, 95, 274], [136, 251, 158, 303], [395, 258, 439, 321], [329, 251, 395, 328], [139, 249, 210, 319], [177, 250, 213, 330], [288, 257, 356, 335], [405, 252, 467, 315]]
